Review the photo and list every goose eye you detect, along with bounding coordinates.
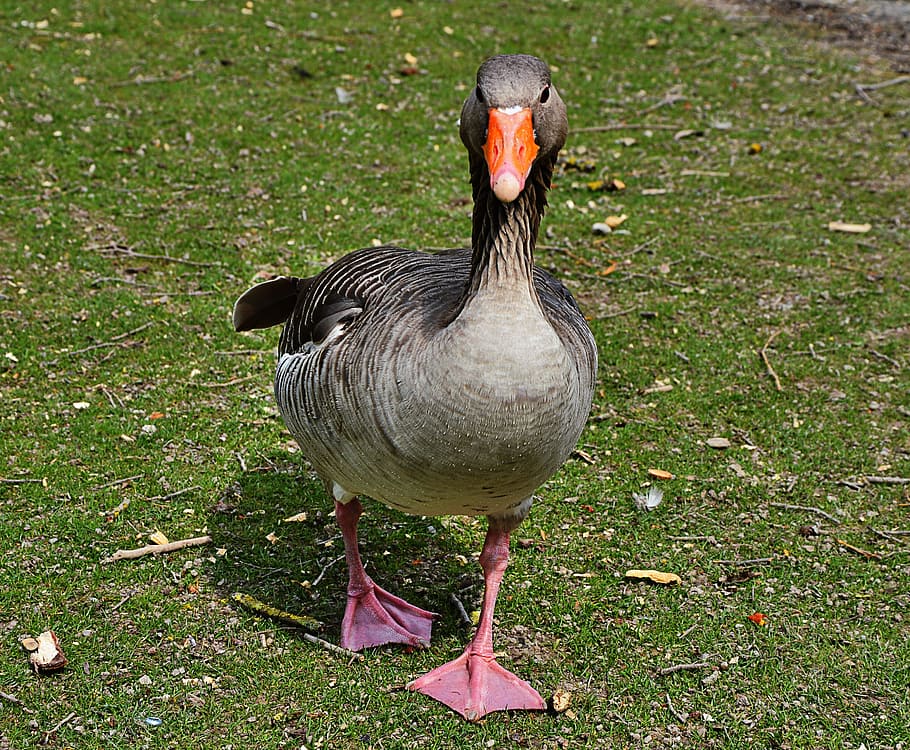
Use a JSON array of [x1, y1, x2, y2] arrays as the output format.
[[539, 86, 550, 104], [475, 86, 485, 104]]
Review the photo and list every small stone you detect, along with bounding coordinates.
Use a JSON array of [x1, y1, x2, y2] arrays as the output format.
[[706, 437, 731, 449]]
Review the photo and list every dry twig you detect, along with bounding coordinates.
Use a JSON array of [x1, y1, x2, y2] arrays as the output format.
[[666, 693, 689, 724], [714, 557, 774, 567], [659, 661, 711, 676], [102, 535, 212, 563], [91, 474, 143, 492], [89, 241, 216, 268], [866, 476, 910, 486], [573, 123, 682, 133], [0, 689, 34, 713], [760, 330, 783, 391], [449, 592, 473, 627], [855, 75, 910, 105], [770, 501, 840, 525], [837, 539, 882, 561], [42, 711, 76, 741]]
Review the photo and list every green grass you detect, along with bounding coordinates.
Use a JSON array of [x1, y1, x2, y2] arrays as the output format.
[[2, 0, 909, 747]]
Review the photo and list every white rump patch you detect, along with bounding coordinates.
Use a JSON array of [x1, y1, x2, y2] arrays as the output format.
[[332, 482, 355, 503]]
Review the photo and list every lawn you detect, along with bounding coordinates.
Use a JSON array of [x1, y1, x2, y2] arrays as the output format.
[[1, 1, 908, 748]]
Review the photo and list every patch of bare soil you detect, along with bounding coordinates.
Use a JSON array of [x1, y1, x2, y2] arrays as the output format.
[[701, 0, 910, 70]]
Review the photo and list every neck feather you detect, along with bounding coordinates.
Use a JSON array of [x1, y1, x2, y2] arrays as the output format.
[[464, 154, 553, 298]]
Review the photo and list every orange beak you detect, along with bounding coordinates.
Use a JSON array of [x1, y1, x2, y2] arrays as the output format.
[[482, 108, 539, 203]]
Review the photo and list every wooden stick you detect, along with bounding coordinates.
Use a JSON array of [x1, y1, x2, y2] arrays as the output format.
[[857, 75, 910, 92], [89, 242, 216, 268], [91, 474, 143, 492], [866, 476, 910, 485], [60, 322, 154, 360], [770, 501, 840, 525], [759, 330, 783, 391], [0, 690, 34, 713], [43, 711, 76, 739], [449, 592, 473, 627], [230, 593, 360, 662], [867, 349, 901, 369], [837, 538, 882, 561], [659, 661, 711, 676], [102, 535, 212, 563], [192, 375, 256, 388], [302, 632, 364, 662], [573, 123, 682, 133], [714, 557, 774, 567], [666, 693, 689, 724], [731, 193, 788, 204]]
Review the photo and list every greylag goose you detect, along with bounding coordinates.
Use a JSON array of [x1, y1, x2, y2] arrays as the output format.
[[233, 53, 597, 721]]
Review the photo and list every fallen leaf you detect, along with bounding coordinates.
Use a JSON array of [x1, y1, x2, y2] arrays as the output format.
[[21, 631, 68, 672], [149, 411, 165, 420], [674, 129, 702, 140], [827, 221, 871, 234], [265, 531, 279, 544], [403, 52, 417, 65], [646, 36, 659, 47], [149, 530, 169, 545], [749, 142, 763, 154], [283, 511, 308, 523], [551, 689, 572, 713], [706, 437, 731, 449], [625, 569, 682, 585], [605, 214, 628, 229], [648, 468, 674, 480], [748, 612, 767, 626], [389, 7, 404, 18]]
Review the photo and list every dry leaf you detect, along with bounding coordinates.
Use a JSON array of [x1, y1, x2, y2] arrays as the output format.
[[605, 214, 628, 229], [648, 468, 674, 480], [749, 142, 763, 154], [748, 612, 767, 626], [265, 532, 279, 544], [706, 437, 731, 449], [149, 530, 169, 545], [21, 631, 68, 672], [551, 689, 572, 713], [827, 221, 871, 234], [404, 52, 417, 66], [389, 7, 404, 18], [625, 569, 682, 585], [283, 511, 309, 523]]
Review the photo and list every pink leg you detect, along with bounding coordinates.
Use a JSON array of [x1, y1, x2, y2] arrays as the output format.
[[407, 521, 545, 721], [336, 498, 435, 651]]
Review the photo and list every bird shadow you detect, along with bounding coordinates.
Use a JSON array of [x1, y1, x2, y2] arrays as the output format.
[[206, 454, 479, 643]]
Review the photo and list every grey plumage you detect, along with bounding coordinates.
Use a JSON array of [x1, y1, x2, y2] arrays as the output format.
[[234, 52, 596, 525]]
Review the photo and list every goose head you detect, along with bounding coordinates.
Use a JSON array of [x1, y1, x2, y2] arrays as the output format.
[[460, 54, 567, 204]]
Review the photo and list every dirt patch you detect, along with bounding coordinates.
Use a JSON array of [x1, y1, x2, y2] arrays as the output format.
[[701, 0, 910, 70]]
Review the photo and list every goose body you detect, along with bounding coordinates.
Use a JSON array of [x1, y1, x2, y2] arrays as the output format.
[[234, 54, 597, 720]]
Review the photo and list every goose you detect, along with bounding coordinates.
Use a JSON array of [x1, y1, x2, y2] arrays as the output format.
[[233, 53, 597, 721]]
